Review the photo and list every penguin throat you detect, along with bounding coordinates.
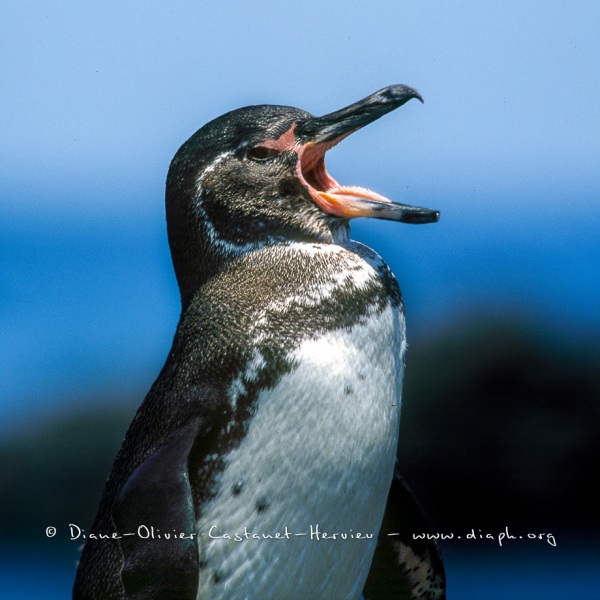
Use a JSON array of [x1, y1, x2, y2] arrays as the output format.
[[297, 138, 341, 195], [296, 142, 394, 219]]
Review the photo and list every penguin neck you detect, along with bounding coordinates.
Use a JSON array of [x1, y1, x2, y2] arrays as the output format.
[[168, 210, 351, 313]]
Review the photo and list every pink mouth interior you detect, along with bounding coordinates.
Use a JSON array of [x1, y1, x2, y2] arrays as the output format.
[[261, 123, 393, 213], [298, 142, 338, 194], [297, 140, 392, 208]]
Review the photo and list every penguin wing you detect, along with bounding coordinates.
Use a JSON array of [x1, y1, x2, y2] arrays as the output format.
[[111, 417, 203, 600], [362, 468, 447, 600]]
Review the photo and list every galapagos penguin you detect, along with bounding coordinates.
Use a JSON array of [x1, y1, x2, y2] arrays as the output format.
[[73, 85, 446, 599]]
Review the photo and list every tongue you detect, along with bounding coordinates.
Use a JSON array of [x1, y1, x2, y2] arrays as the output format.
[[324, 185, 393, 204], [316, 187, 440, 223]]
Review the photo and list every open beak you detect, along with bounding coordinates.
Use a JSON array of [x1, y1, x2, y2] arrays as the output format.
[[295, 85, 439, 224]]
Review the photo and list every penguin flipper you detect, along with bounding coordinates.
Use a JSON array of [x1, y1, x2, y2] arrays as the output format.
[[362, 468, 446, 600], [111, 417, 202, 600]]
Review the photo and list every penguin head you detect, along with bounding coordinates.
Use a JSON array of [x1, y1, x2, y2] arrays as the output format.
[[166, 85, 439, 308]]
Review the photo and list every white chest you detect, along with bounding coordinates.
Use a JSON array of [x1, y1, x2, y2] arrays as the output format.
[[195, 304, 405, 600]]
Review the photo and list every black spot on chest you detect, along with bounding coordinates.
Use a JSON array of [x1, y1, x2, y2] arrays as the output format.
[[255, 497, 270, 513]]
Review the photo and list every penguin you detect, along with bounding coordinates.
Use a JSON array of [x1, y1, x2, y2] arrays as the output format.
[[73, 85, 446, 600]]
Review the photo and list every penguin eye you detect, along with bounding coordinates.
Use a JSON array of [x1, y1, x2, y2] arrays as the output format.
[[246, 146, 280, 162]]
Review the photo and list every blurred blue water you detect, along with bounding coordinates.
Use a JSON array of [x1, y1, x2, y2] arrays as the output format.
[[0, 552, 76, 600], [2, 546, 598, 599], [444, 551, 600, 600], [2, 189, 599, 432]]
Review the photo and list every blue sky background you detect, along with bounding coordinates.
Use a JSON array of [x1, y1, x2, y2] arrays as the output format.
[[3, 0, 599, 424], [2, 2, 600, 598]]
